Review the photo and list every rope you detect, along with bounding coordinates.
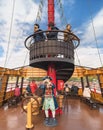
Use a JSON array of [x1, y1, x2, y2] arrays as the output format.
[[87, 0, 103, 67], [56, 0, 82, 67], [19, 1, 45, 70], [22, 51, 29, 67], [18, 0, 45, 72], [22, 0, 45, 67], [4, 0, 15, 68], [75, 49, 86, 78], [56, 0, 67, 29], [19, 0, 45, 70], [6, 16, 27, 65], [35, 0, 45, 24], [75, 49, 81, 66], [7, 0, 43, 70], [0, 0, 15, 80], [6, 0, 41, 67]]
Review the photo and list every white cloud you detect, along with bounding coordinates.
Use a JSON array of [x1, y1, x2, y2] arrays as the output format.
[[0, 0, 39, 68], [0, 49, 29, 68], [80, 8, 103, 45], [75, 47, 103, 68], [0, 0, 103, 69], [75, 8, 103, 68]]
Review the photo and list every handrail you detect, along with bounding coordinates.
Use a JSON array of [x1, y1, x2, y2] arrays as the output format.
[[24, 30, 80, 50]]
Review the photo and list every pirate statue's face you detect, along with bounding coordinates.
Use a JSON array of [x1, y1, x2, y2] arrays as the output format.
[[46, 82, 52, 88], [45, 82, 52, 96], [42, 76, 53, 89], [43, 79, 50, 84]]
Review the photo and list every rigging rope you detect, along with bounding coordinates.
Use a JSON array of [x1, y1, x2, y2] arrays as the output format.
[[56, 0, 67, 28], [18, 0, 45, 72], [7, 0, 44, 70], [19, 0, 45, 70], [56, 0, 82, 67], [35, 0, 45, 24], [87, 0, 103, 67], [56, 0, 103, 67], [75, 49, 81, 66], [6, 16, 28, 65], [4, 0, 15, 68], [0, 0, 15, 80], [22, 51, 29, 67], [6, 0, 39, 67], [22, 0, 45, 67]]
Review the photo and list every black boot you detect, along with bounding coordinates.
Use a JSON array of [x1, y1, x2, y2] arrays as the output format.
[[47, 118, 58, 127], [52, 118, 58, 126], [44, 117, 49, 125]]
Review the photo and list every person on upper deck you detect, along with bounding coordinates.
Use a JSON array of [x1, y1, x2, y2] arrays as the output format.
[[64, 24, 79, 42], [46, 22, 59, 40], [33, 23, 45, 42]]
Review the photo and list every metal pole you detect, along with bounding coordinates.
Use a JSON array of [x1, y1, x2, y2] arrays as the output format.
[[26, 102, 33, 129]]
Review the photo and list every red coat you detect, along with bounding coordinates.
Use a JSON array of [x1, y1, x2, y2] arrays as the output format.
[[30, 82, 37, 94], [14, 87, 20, 97]]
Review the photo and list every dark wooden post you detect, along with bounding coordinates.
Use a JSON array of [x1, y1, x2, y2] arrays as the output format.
[[2, 75, 9, 105], [81, 77, 84, 91], [20, 77, 24, 95]]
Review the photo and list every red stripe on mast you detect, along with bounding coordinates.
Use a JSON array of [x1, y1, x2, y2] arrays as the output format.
[[48, 0, 54, 26], [47, 0, 56, 93]]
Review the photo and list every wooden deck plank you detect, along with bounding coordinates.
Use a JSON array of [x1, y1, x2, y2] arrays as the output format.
[[0, 99, 103, 130]]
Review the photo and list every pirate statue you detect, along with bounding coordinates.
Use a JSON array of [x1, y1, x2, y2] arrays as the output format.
[[40, 76, 58, 127]]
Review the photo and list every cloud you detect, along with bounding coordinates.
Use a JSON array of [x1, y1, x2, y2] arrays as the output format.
[[0, 49, 29, 68], [75, 47, 103, 68], [0, 46, 4, 57], [75, 8, 103, 68], [0, 0, 39, 68], [0, 0, 103, 69], [55, 0, 75, 28], [79, 8, 103, 46]]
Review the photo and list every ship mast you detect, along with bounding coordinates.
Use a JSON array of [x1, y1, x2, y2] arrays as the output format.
[[47, 0, 56, 88], [48, 0, 54, 26]]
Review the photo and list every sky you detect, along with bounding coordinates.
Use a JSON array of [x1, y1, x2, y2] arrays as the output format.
[[0, 0, 103, 69]]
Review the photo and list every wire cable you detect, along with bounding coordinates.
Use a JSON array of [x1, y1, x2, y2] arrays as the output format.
[[6, 0, 37, 65], [4, 0, 15, 68], [0, 0, 16, 80], [35, 0, 45, 24], [75, 49, 81, 66], [55, 0, 82, 69], [87, 0, 103, 67], [7, 0, 43, 69], [18, 0, 45, 71], [56, 0, 67, 29]]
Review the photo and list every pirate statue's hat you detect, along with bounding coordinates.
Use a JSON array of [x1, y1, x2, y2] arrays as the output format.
[[42, 76, 52, 81]]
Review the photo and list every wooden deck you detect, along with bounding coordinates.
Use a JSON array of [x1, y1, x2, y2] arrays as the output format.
[[0, 99, 103, 130]]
